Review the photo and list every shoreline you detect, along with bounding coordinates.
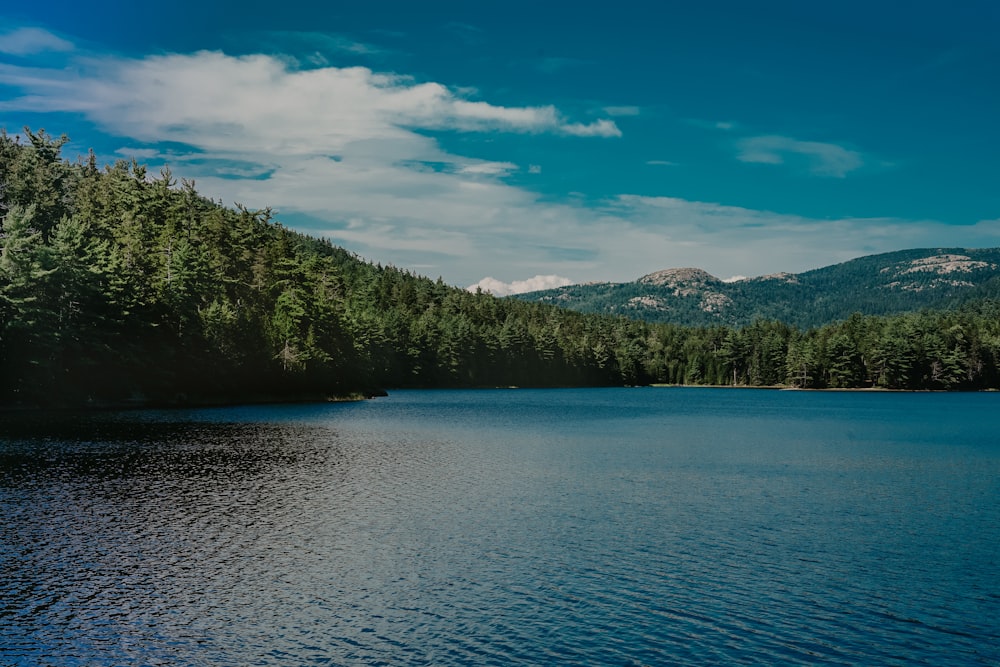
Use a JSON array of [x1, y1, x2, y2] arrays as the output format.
[[0, 388, 388, 413], [647, 384, 995, 392], [4, 383, 995, 412]]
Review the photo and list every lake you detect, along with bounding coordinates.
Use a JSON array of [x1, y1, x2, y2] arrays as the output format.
[[1, 387, 998, 665]]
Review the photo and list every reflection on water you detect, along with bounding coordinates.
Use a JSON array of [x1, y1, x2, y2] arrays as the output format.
[[2, 389, 999, 666]]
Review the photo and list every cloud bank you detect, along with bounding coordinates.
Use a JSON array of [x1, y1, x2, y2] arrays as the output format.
[[2, 31, 996, 288]]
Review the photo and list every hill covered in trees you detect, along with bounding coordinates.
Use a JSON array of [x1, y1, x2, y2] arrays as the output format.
[[516, 249, 1000, 328], [0, 129, 648, 407], [3, 128, 1000, 406]]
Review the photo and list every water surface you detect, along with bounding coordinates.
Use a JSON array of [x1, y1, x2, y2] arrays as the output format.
[[2, 388, 998, 665]]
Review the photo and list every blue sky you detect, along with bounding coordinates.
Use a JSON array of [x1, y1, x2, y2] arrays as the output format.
[[1, 1, 998, 293]]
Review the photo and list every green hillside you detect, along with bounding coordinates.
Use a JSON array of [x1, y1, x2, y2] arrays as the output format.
[[518, 250, 1000, 328], [0, 129, 639, 407]]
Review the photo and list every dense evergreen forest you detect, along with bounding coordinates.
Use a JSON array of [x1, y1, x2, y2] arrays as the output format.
[[3, 128, 1000, 407]]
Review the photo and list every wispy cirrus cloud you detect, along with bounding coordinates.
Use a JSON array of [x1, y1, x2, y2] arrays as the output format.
[[240, 31, 387, 67], [0, 27, 73, 56], [685, 118, 738, 131], [736, 134, 864, 178], [603, 106, 641, 117]]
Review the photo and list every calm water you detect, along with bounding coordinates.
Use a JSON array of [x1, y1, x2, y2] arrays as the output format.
[[1, 388, 998, 666]]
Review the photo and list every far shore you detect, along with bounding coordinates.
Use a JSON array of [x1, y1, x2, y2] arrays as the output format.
[[649, 383, 997, 392]]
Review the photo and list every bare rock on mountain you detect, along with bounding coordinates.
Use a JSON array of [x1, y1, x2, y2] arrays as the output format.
[[639, 268, 721, 289]]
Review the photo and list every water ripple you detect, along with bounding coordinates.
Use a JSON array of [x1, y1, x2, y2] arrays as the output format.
[[2, 390, 999, 665]]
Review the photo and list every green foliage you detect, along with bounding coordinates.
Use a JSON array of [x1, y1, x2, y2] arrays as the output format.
[[518, 249, 1000, 329], [3, 127, 1000, 407]]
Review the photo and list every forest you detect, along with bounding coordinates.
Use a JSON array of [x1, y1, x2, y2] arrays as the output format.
[[3, 128, 1000, 407]]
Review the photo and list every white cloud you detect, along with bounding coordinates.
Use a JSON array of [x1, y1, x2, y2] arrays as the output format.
[[468, 275, 575, 296], [561, 119, 622, 138], [603, 194, 966, 278], [0, 27, 73, 55], [646, 159, 677, 166], [2, 45, 994, 288], [446, 99, 560, 129], [736, 135, 863, 178], [458, 161, 518, 176], [0, 51, 621, 142], [528, 164, 542, 174]]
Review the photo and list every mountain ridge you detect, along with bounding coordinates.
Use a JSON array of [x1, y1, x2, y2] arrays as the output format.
[[516, 247, 1000, 328]]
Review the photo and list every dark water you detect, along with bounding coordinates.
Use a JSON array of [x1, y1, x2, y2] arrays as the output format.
[[2, 388, 998, 666]]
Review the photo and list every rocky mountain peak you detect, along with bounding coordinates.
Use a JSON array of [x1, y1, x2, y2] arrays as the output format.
[[638, 267, 721, 288]]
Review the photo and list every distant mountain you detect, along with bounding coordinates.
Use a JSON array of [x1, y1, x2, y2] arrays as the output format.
[[515, 248, 1000, 328]]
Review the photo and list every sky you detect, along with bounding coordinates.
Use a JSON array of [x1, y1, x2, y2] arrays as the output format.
[[1, 1, 998, 294]]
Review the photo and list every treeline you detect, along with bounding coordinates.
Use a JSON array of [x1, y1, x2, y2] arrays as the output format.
[[645, 307, 1000, 389], [2, 129, 1000, 407]]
